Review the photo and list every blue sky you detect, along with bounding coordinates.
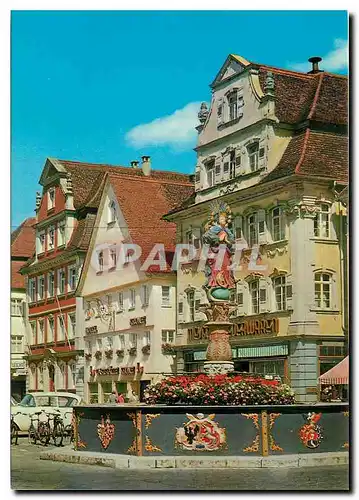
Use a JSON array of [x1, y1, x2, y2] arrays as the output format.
[[11, 10, 348, 228]]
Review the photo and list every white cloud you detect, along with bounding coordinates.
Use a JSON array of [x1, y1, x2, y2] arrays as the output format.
[[289, 38, 348, 73], [125, 102, 203, 149]]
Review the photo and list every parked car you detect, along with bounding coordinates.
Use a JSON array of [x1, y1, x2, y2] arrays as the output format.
[[11, 392, 82, 433]]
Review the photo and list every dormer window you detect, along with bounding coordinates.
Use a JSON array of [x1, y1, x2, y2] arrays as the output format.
[[108, 200, 116, 224], [206, 160, 215, 188], [248, 142, 259, 172], [228, 91, 238, 121], [48, 188, 55, 210]]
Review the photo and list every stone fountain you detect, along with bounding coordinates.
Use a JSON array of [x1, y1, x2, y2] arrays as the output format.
[[200, 201, 237, 375]]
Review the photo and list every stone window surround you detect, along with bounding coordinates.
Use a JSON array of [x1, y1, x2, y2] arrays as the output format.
[[311, 267, 339, 313]]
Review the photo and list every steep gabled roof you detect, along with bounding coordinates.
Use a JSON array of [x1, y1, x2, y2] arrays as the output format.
[[55, 159, 192, 210], [108, 172, 194, 272], [11, 217, 36, 258], [262, 128, 348, 184]]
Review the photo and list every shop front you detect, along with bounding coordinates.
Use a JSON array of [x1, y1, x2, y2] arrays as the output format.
[[86, 364, 151, 403], [182, 343, 289, 382]]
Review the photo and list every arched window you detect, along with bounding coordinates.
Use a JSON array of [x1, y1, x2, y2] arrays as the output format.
[[314, 203, 330, 238], [314, 272, 332, 308], [271, 206, 286, 242]]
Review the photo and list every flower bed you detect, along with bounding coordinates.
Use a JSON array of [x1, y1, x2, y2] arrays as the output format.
[[144, 373, 295, 405]]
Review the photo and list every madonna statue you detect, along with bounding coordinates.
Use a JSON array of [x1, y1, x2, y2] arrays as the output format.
[[202, 201, 236, 301]]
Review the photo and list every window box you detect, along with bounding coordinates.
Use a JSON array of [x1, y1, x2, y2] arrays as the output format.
[[162, 343, 175, 355], [142, 344, 151, 355], [128, 347, 137, 356], [85, 353, 92, 361], [104, 349, 113, 359], [116, 349, 125, 357], [94, 351, 102, 360]]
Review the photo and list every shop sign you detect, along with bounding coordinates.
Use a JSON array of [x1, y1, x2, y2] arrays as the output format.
[[130, 316, 146, 326], [188, 317, 279, 343], [121, 367, 135, 375], [236, 344, 288, 359], [11, 360, 26, 370], [193, 349, 236, 361], [85, 326, 98, 335], [91, 367, 119, 376]]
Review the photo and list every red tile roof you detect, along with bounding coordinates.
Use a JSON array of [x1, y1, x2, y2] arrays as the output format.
[[108, 173, 194, 272], [11, 217, 36, 288], [11, 217, 36, 258], [58, 159, 192, 209], [257, 66, 348, 125], [262, 129, 348, 184]]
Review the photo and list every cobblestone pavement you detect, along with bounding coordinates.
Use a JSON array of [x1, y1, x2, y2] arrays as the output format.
[[11, 438, 350, 491]]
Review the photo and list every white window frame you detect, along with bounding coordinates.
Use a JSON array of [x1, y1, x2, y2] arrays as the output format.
[[206, 160, 215, 188], [48, 225, 55, 250], [37, 275, 45, 300], [247, 213, 258, 247], [29, 278, 36, 303], [247, 142, 259, 172], [161, 330, 175, 344], [48, 188, 55, 210], [11, 298, 22, 316], [129, 333, 137, 349], [187, 290, 195, 322], [161, 286, 171, 307], [38, 319, 44, 344], [108, 200, 117, 224], [30, 321, 36, 345], [47, 316, 54, 343], [68, 313, 76, 339], [11, 335, 23, 354], [109, 247, 117, 269], [98, 251, 104, 272], [272, 275, 287, 311], [58, 221, 66, 247], [118, 335, 125, 350], [229, 150, 236, 179], [314, 272, 332, 309], [228, 90, 238, 121], [58, 268, 66, 295], [129, 288, 136, 310], [249, 279, 260, 315], [38, 231, 45, 254], [48, 272, 55, 297], [118, 292, 124, 312], [142, 285, 149, 307], [68, 266, 77, 292], [271, 207, 285, 242], [143, 331, 151, 346], [314, 204, 331, 239], [57, 315, 66, 342]]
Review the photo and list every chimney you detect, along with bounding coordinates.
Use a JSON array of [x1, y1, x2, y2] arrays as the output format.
[[307, 56, 323, 74], [141, 155, 151, 176], [130, 160, 139, 168]]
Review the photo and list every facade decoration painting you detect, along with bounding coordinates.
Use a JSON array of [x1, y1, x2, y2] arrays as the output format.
[[73, 412, 87, 450], [97, 414, 115, 450], [299, 412, 323, 449], [242, 413, 260, 453], [268, 413, 283, 452], [175, 413, 226, 451]]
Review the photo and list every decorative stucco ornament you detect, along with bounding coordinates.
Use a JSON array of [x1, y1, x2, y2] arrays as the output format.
[[264, 71, 275, 94], [175, 413, 226, 451], [198, 102, 209, 124]]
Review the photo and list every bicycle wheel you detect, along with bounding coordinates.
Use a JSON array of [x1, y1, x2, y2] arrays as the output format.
[[29, 424, 37, 445], [52, 421, 64, 447], [11, 422, 18, 445], [38, 422, 50, 446]]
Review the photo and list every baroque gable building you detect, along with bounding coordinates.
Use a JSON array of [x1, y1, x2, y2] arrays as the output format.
[[164, 54, 348, 402]]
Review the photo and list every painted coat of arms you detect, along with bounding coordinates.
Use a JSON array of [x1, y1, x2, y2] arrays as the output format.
[[175, 413, 226, 451], [97, 414, 115, 450], [299, 412, 323, 449]]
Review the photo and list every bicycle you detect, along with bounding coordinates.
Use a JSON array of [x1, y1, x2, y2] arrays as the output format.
[[62, 411, 74, 445], [11, 411, 26, 445], [28, 410, 50, 446], [47, 409, 65, 447]]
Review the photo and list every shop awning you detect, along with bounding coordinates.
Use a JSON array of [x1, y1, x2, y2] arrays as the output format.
[[318, 356, 349, 385]]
